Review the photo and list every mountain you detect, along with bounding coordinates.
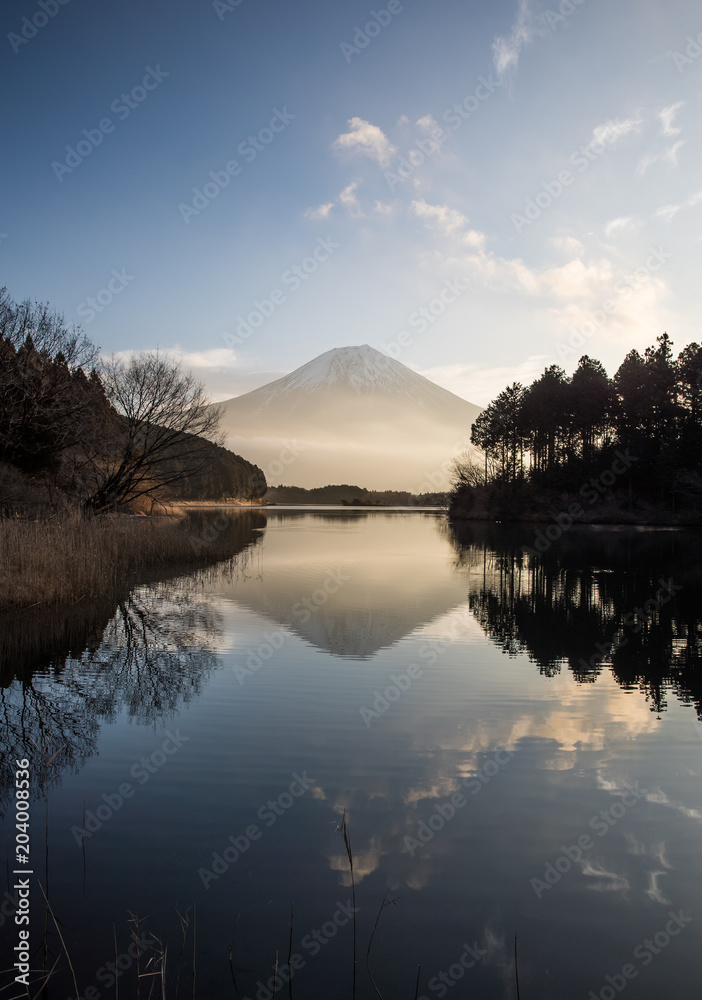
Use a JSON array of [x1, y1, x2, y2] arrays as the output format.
[[217, 345, 483, 491]]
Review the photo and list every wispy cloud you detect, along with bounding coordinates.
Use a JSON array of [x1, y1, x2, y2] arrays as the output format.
[[549, 235, 585, 257], [591, 116, 641, 147], [658, 101, 685, 136], [332, 117, 396, 167], [415, 357, 549, 406], [304, 202, 334, 220], [492, 0, 536, 80], [410, 199, 485, 246], [410, 197, 672, 352], [605, 216, 637, 238], [636, 152, 657, 177], [339, 180, 362, 216], [654, 189, 702, 222], [665, 139, 687, 166]]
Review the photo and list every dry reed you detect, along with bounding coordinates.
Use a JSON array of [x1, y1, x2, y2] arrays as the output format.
[[0, 512, 236, 612]]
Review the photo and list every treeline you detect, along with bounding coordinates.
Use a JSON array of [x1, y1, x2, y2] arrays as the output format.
[[0, 287, 265, 516], [451, 334, 702, 521], [265, 484, 447, 506]]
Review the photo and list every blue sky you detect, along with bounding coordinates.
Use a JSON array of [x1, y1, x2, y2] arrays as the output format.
[[2, 0, 701, 403]]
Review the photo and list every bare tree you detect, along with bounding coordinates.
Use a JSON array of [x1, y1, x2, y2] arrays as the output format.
[[0, 285, 98, 369], [449, 450, 493, 489], [81, 352, 223, 514]]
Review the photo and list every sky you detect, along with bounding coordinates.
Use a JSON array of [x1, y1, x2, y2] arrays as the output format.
[[2, 0, 702, 405]]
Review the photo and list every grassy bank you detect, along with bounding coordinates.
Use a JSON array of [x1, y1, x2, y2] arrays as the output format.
[[0, 511, 260, 613]]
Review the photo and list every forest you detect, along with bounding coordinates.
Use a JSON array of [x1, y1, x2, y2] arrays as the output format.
[[0, 287, 265, 517], [451, 334, 702, 524]]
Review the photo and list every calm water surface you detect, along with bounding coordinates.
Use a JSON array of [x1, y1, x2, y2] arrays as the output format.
[[2, 510, 702, 999]]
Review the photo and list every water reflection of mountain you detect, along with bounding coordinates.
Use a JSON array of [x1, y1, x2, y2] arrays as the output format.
[[217, 511, 473, 658], [449, 521, 702, 716], [0, 513, 263, 801]]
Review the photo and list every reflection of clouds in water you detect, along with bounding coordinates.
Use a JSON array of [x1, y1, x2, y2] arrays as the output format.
[[642, 787, 702, 824], [328, 835, 384, 887], [416, 671, 660, 783], [579, 860, 630, 893], [403, 776, 462, 806], [625, 833, 672, 870], [645, 870, 672, 905]]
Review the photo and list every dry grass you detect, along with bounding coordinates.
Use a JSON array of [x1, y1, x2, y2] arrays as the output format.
[[0, 512, 235, 612]]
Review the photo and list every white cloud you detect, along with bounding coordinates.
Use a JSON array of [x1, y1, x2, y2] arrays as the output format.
[[332, 117, 396, 167], [373, 200, 393, 215], [605, 216, 637, 238], [109, 345, 279, 402], [665, 139, 687, 166], [410, 199, 485, 247], [304, 202, 334, 220], [415, 357, 549, 405], [492, 0, 535, 79], [305, 201, 334, 219], [410, 198, 672, 355], [654, 189, 702, 222], [636, 152, 657, 176], [658, 101, 685, 136], [339, 180, 363, 216], [591, 116, 641, 148], [114, 345, 240, 371], [549, 235, 585, 257]]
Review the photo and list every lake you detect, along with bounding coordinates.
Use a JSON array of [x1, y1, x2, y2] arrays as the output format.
[[2, 509, 702, 999]]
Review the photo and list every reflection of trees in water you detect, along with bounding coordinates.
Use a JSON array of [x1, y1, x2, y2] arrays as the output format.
[[70, 584, 224, 723], [0, 512, 264, 803], [449, 521, 702, 715], [0, 679, 99, 813], [0, 586, 224, 805]]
